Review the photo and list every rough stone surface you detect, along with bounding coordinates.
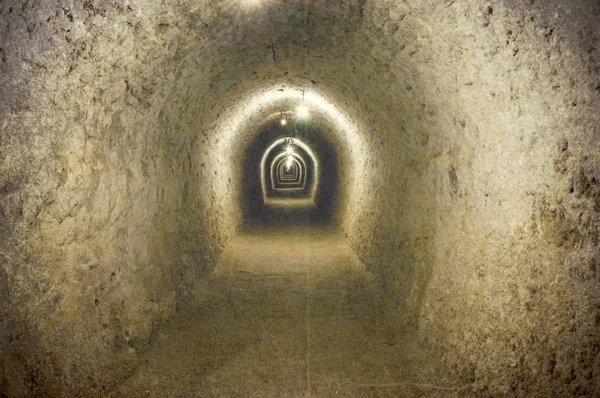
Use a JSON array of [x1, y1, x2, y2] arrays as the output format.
[[1, 0, 599, 396], [112, 227, 443, 397]]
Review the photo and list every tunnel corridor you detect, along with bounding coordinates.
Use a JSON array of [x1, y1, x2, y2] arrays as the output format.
[[1, 0, 600, 397]]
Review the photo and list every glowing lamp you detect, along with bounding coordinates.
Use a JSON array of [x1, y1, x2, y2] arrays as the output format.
[[296, 105, 309, 119]]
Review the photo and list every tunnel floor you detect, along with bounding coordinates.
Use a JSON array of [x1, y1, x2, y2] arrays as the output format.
[[111, 227, 448, 397]]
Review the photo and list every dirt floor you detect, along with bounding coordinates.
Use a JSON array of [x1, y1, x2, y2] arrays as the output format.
[[111, 226, 455, 397]]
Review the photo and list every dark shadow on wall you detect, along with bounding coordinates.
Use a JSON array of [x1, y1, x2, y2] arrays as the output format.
[[240, 120, 340, 229]]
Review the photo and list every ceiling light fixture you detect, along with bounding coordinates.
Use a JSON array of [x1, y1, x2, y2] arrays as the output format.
[[296, 105, 309, 119]]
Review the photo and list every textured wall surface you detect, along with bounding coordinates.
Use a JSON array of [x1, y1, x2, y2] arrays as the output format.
[[1, 0, 599, 396]]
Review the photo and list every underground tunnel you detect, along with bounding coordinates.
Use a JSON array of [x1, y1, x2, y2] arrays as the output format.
[[242, 111, 340, 227], [1, 0, 600, 396]]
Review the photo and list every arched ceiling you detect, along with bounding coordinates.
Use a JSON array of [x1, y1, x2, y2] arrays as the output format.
[[1, 0, 599, 395]]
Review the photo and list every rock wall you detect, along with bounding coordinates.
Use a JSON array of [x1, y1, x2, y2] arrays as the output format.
[[1, 0, 599, 395], [339, 0, 600, 395], [0, 0, 239, 394]]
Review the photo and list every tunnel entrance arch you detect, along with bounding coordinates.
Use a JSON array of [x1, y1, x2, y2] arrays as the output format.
[[240, 116, 341, 228], [271, 151, 307, 190], [260, 137, 319, 205]]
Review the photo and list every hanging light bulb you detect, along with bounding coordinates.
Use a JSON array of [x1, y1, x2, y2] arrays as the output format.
[[280, 118, 287, 126], [296, 105, 309, 119], [286, 146, 294, 155]]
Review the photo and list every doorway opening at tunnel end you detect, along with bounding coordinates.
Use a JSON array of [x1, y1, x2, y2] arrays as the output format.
[[240, 108, 340, 228], [261, 136, 319, 206]]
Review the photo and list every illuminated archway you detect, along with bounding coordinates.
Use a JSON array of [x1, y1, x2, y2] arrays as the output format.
[[260, 137, 319, 204], [271, 151, 307, 190]]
